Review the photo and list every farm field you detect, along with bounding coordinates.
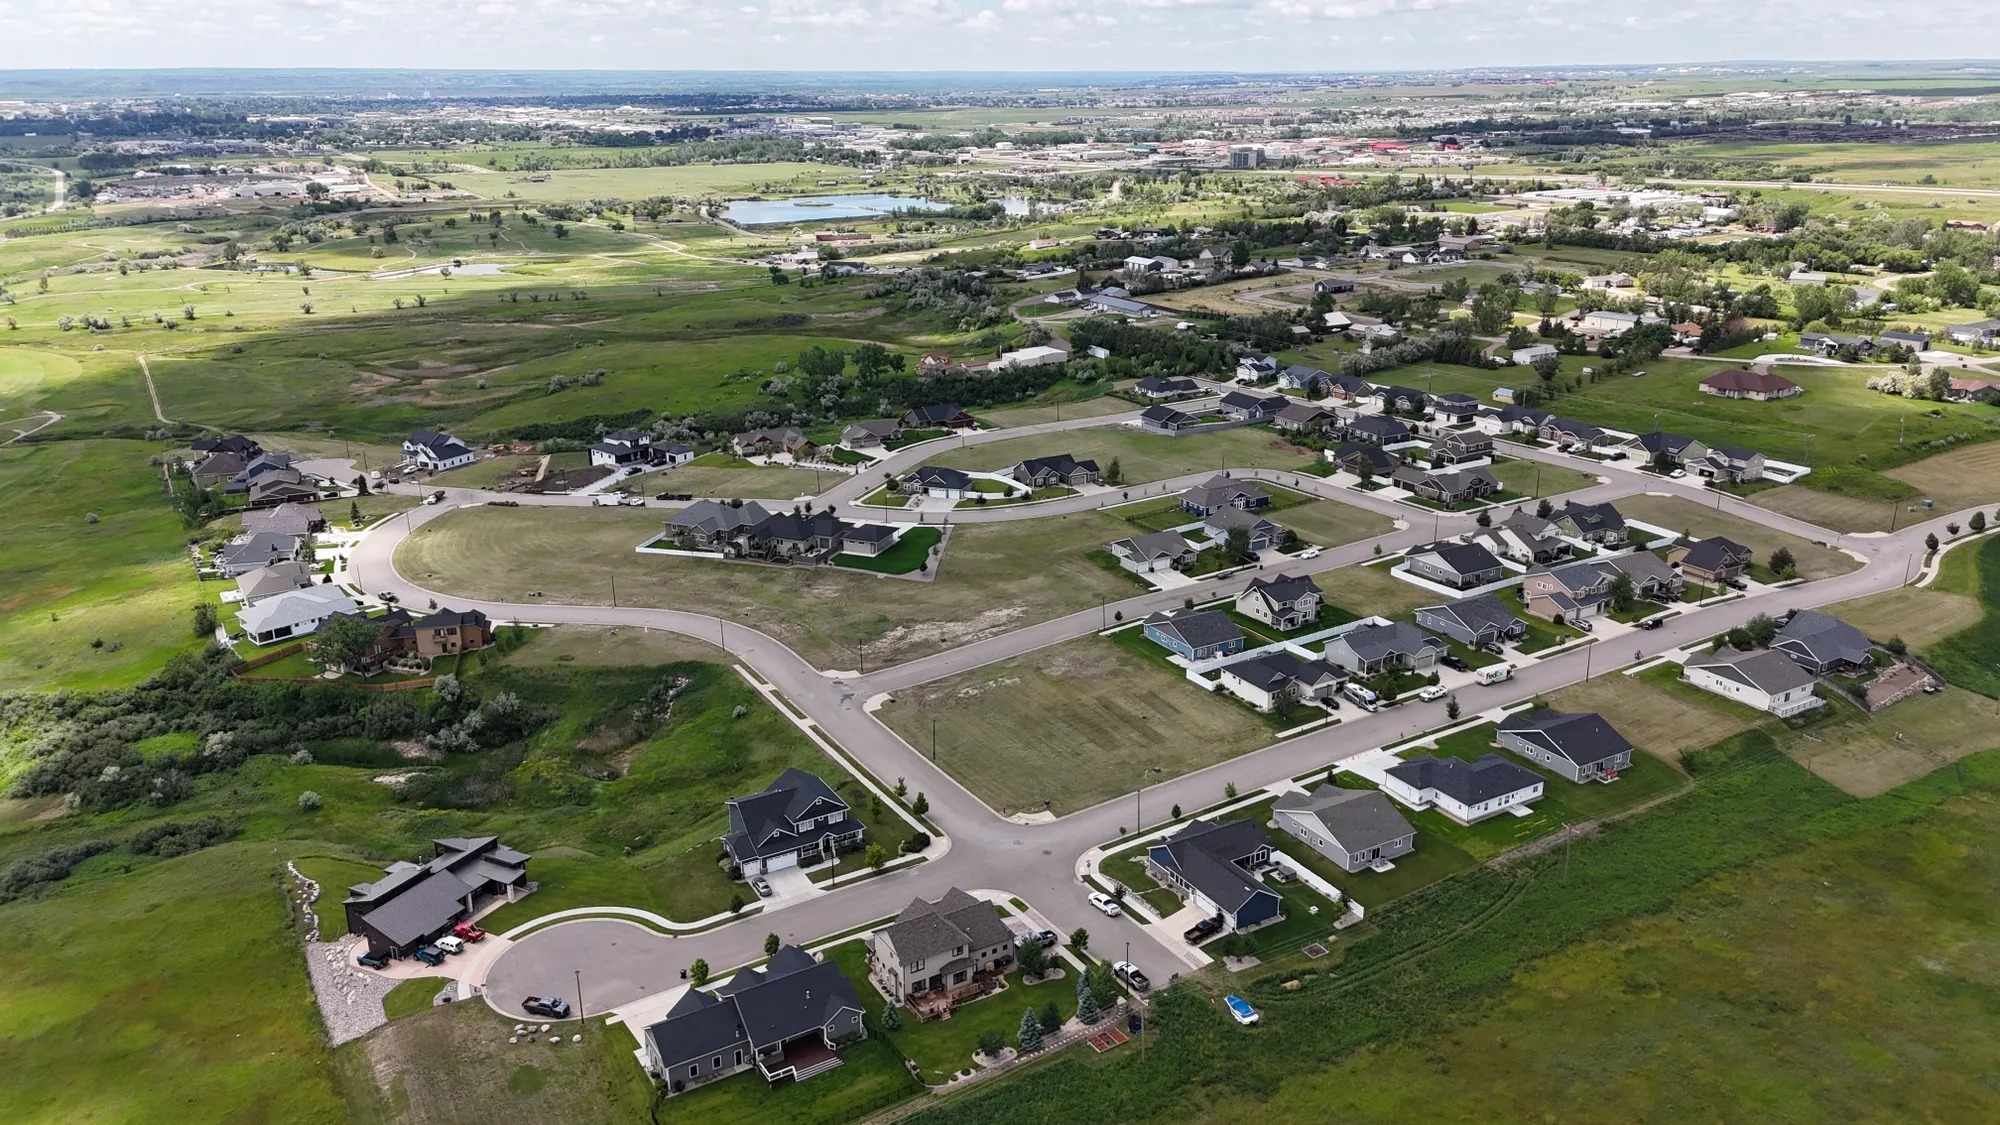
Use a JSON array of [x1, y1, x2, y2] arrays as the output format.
[[877, 633, 1277, 817], [1610, 493, 1859, 579], [397, 504, 1150, 670]]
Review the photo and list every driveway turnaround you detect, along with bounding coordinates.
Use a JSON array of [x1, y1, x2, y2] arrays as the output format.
[[482, 919, 681, 1020]]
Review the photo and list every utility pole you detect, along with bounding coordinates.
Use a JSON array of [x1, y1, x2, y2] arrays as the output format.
[[609, 575, 617, 607], [575, 969, 586, 1031], [930, 717, 937, 762]]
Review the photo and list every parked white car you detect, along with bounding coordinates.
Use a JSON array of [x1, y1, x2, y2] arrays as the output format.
[[1416, 685, 1447, 702], [1088, 891, 1123, 917], [434, 935, 465, 955], [1296, 546, 1322, 560]]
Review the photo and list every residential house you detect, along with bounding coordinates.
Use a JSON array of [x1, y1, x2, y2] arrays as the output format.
[[1670, 536, 1752, 586], [1328, 441, 1399, 478], [1012, 454, 1101, 489], [1945, 377, 2000, 404], [841, 419, 904, 449], [1237, 573, 1323, 631], [1313, 278, 1355, 296], [216, 531, 305, 577], [1579, 309, 1645, 335], [1204, 506, 1285, 551], [736, 510, 852, 561], [1134, 376, 1202, 399], [1472, 510, 1569, 565], [1415, 594, 1527, 648], [1539, 416, 1609, 450], [901, 403, 977, 430], [840, 523, 899, 558], [1378, 386, 1428, 415], [336, 606, 493, 670], [238, 585, 360, 645], [1430, 428, 1498, 475], [904, 466, 976, 500], [590, 429, 655, 468], [1323, 620, 1446, 675], [1402, 540, 1506, 588], [1273, 402, 1337, 434], [731, 427, 814, 459], [1429, 392, 1481, 425], [192, 434, 262, 459], [1110, 531, 1199, 575], [1343, 414, 1412, 446], [723, 768, 865, 877], [190, 450, 250, 489], [642, 945, 863, 1094], [1122, 254, 1178, 274], [1671, 321, 1704, 346], [234, 560, 315, 606], [1139, 404, 1199, 433], [1625, 430, 1709, 468], [1478, 405, 1552, 437], [1233, 355, 1279, 384], [1267, 366, 1318, 396], [242, 502, 326, 538], [1698, 445, 1766, 483], [1682, 647, 1823, 717], [1497, 710, 1635, 783], [868, 888, 1017, 1010], [1382, 754, 1544, 824], [1089, 293, 1159, 318], [1219, 651, 1347, 711], [1146, 820, 1282, 933], [1392, 465, 1499, 507], [1799, 331, 1873, 358], [1142, 610, 1245, 661], [1273, 786, 1416, 874], [1218, 390, 1286, 422], [1880, 329, 1932, 350], [404, 429, 477, 472], [1944, 320, 2000, 347], [991, 345, 1067, 370], [1700, 369, 1802, 401], [1180, 474, 1269, 516], [342, 836, 530, 958], [1581, 272, 1635, 290], [663, 500, 772, 551], [1554, 501, 1627, 545], [1772, 610, 1873, 674], [1511, 343, 1559, 366], [1324, 373, 1375, 404], [247, 470, 322, 510]]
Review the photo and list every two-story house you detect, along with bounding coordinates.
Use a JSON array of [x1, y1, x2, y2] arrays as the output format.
[[1237, 573, 1323, 631], [722, 769, 866, 877], [868, 888, 1017, 1013]]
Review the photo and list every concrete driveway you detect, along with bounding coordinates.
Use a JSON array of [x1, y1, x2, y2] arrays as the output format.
[[482, 919, 681, 1020]]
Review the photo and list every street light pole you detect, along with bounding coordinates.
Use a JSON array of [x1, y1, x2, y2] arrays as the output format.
[[1135, 766, 1162, 831], [930, 717, 937, 762], [575, 968, 586, 1031]]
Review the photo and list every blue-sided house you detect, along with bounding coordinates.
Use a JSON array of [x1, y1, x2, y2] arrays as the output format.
[[1142, 610, 1246, 661], [1146, 819, 1283, 933]]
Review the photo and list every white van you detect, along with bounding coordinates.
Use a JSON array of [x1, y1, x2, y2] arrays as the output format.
[[1476, 662, 1515, 686], [434, 935, 465, 955], [592, 494, 623, 507], [1342, 682, 1380, 711]]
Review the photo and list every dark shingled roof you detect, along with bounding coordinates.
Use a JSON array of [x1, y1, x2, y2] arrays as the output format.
[[1386, 754, 1543, 806], [1152, 819, 1273, 913], [1274, 786, 1414, 854], [1499, 710, 1634, 768], [1144, 610, 1245, 653]]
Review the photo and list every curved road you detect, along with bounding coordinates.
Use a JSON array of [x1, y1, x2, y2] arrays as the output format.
[[350, 394, 1972, 1018]]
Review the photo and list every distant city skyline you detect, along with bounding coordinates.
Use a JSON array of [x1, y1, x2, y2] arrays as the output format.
[[7, 0, 2000, 76]]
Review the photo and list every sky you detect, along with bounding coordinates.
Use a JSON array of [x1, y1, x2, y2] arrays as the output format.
[[5, 0, 2000, 73]]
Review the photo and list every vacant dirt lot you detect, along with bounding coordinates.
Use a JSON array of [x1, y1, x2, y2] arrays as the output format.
[[1775, 687, 2000, 797], [878, 634, 1274, 816]]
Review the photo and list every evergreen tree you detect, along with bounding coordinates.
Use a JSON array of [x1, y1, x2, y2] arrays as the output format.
[[1075, 965, 1100, 1024], [880, 1004, 901, 1032], [1017, 1007, 1044, 1052], [1040, 998, 1062, 1032]]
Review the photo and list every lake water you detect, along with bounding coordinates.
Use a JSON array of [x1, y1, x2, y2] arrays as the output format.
[[723, 193, 1034, 225]]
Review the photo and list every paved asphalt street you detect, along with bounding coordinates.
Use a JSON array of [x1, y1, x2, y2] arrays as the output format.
[[356, 392, 1970, 1012]]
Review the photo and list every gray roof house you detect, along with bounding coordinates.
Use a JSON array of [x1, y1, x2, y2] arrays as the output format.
[[1391, 464, 1498, 505], [1554, 501, 1627, 545], [1382, 754, 1544, 824], [1682, 646, 1823, 717], [1237, 573, 1323, 631], [643, 945, 864, 1095], [1135, 376, 1201, 398], [904, 465, 976, 498], [1772, 610, 1873, 674], [1497, 710, 1635, 783], [1323, 620, 1446, 675], [1146, 820, 1282, 932], [1110, 531, 1199, 574], [1218, 390, 1286, 422], [1273, 786, 1416, 874], [1203, 506, 1285, 551], [1273, 402, 1337, 433], [1345, 414, 1413, 446], [1403, 540, 1506, 589], [1180, 474, 1270, 516], [235, 559, 316, 606], [1415, 594, 1527, 648], [216, 531, 306, 577], [1218, 651, 1347, 711], [723, 769, 865, 877], [841, 419, 904, 448], [869, 888, 1018, 1008], [243, 502, 326, 537], [664, 500, 772, 549], [1142, 610, 1245, 661], [1140, 404, 1199, 432], [342, 836, 530, 957], [1013, 454, 1101, 488]]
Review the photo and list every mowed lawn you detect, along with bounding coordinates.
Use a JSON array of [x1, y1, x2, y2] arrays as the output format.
[[1753, 440, 2000, 533], [1773, 687, 2000, 798], [658, 453, 831, 500], [1487, 457, 1599, 500], [0, 438, 216, 692], [397, 504, 1149, 669], [917, 426, 1318, 486], [1825, 585, 1979, 650], [1612, 493, 1858, 579], [1230, 768, 2000, 1124], [878, 634, 1276, 816], [1322, 561, 1443, 620], [1544, 670, 1756, 760], [0, 844, 349, 1125]]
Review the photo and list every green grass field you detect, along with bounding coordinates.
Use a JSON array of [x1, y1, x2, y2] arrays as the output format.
[[877, 633, 1275, 817], [1611, 493, 1858, 580], [917, 427, 1319, 486]]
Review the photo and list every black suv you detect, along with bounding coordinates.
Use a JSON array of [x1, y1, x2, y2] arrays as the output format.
[[523, 996, 573, 1019]]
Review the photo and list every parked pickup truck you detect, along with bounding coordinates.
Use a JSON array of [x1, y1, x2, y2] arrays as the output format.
[[1184, 913, 1225, 944]]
